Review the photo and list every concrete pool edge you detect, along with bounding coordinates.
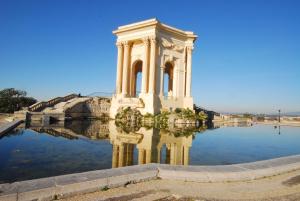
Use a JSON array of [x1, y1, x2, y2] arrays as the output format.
[[1, 155, 300, 201], [0, 120, 23, 137]]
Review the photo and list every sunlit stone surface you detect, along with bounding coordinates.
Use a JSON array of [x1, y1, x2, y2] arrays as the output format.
[[110, 19, 197, 118]]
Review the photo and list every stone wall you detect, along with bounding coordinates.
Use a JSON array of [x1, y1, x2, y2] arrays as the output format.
[[65, 120, 109, 139], [65, 97, 111, 119]]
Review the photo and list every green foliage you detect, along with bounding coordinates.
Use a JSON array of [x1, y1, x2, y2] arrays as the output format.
[[243, 113, 253, 119], [115, 107, 142, 133], [0, 88, 37, 113], [101, 186, 109, 191], [197, 111, 207, 121], [143, 112, 154, 118], [156, 110, 170, 126], [257, 115, 265, 121], [180, 108, 195, 120], [174, 108, 182, 113]]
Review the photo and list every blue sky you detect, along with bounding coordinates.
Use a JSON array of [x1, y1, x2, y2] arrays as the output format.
[[0, 0, 299, 114]]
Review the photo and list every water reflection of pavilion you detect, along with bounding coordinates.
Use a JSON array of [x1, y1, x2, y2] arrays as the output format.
[[25, 120, 195, 167], [109, 121, 192, 168]]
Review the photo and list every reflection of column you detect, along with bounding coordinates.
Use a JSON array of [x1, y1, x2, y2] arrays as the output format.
[[148, 36, 157, 94], [124, 144, 134, 166], [159, 67, 164, 96], [146, 149, 151, 163], [165, 144, 171, 164], [116, 42, 123, 94], [112, 144, 118, 168], [118, 144, 124, 167], [141, 38, 149, 94], [170, 143, 176, 165], [157, 148, 161, 163], [183, 146, 190, 165], [122, 41, 130, 95], [138, 149, 144, 164], [186, 46, 193, 97]]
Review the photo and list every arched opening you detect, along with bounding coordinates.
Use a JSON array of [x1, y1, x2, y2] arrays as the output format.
[[164, 62, 174, 97], [132, 60, 143, 97]]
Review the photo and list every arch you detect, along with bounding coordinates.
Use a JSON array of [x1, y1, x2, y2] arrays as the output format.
[[164, 61, 174, 96], [131, 60, 143, 97]]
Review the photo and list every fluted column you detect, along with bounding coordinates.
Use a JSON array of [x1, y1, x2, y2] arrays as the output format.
[[159, 66, 164, 96], [186, 46, 193, 97], [141, 38, 149, 94], [122, 41, 130, 95], [116, 42, 123, 94], [148, 36, 157, 94]]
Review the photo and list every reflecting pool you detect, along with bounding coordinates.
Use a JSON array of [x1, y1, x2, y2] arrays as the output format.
[[0, 120, 300, 183]]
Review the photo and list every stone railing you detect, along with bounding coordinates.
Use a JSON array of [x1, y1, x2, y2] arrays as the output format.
[[28, 93, 78, 112]]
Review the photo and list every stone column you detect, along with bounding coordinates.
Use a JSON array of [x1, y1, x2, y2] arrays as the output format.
[[148, 36, 157, 94], [159, 66, 164, 96], [122, 41, 130, 95], [141, 38, 149, 94], [173, 66, 178, 97], [186, 46, 193, 97], [116, 42, 123, 94]]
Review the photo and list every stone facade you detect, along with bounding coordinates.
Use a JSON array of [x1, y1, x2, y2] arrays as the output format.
[[110, 19, 197, 118]]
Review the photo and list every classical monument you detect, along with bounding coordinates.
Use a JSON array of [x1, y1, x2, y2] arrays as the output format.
[[110, 19, 197, 118]]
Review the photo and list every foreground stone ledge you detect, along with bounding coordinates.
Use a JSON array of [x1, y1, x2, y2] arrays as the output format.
[[1, 155, 300, 201], [157, 155, 300, 182], [0, 164, 158, 201]]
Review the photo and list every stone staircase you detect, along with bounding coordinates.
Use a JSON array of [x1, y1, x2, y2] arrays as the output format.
[[28, 93, 79, 112], [43, 97, 91, 113]]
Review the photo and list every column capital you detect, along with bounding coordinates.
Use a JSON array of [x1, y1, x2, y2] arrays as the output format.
[[149, 36, 157, 44], [186, 46, 194, 53], [122, 41, 131, 48], [142, 37, 150, 46], [116, 41, 123, 47]]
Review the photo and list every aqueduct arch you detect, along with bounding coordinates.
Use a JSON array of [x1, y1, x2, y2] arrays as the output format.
[[110, 19, 197, 117]]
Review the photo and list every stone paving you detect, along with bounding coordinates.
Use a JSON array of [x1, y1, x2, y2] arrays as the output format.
[[61, 169, 300, 201]]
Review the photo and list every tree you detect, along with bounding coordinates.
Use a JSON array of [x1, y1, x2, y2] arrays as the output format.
[[243, 113, 253, 119], [0, 88, 37, 113]]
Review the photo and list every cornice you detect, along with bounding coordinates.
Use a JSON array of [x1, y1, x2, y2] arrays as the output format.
[[113, 18, 197, 42]]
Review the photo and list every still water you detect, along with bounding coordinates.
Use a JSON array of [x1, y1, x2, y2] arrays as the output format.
[[0, 120, 300, 183]]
